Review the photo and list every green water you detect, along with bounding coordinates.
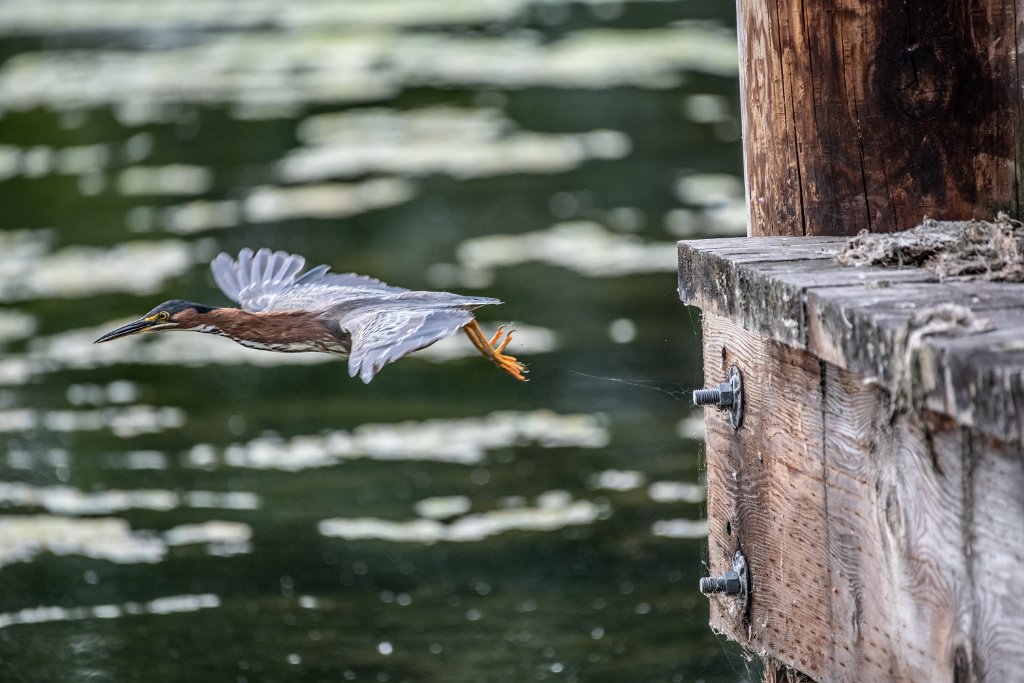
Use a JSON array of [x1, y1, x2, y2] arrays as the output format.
[[0, 1, 754, 681]]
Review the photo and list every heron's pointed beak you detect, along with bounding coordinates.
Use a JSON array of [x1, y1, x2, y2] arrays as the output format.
[[94, 317, 156, 343]]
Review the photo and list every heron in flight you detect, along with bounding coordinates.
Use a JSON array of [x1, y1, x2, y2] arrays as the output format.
[[95, 248, 527, 383]]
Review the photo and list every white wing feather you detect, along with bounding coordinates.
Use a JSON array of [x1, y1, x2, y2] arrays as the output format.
[[345, 307, 474, 383], [211, 248, 406, 312]]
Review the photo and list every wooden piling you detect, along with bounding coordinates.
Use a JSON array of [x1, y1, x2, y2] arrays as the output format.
[[737, 0, 1022, 237]]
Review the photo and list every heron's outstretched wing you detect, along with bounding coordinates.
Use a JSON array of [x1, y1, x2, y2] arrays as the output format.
[[211, 248, 407, 312], [344, 307, 474, 383]]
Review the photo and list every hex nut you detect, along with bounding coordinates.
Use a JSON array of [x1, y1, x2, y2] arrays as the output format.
[[721, 571, 741, 594]]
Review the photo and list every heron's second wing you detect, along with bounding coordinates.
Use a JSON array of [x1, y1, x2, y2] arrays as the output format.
[[345, 307, 474, 383], [212, 248, 406, 312]]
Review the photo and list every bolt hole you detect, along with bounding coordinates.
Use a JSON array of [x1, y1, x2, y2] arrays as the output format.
[[725, 521, 732, 536], [720, 346, 727, 362]]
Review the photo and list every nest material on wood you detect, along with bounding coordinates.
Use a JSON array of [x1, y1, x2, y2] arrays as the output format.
[[836, 213, 1024, 281]]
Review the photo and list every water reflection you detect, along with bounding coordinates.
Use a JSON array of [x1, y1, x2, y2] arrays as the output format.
[[0, 239, 198, 301], [0, 482, 259, 513], [187, 410, 608, 469], [282, 107, 631, 182], [319, 490, 604, 544], [0, 593, 221, 630], [0, 23, 737, 121]]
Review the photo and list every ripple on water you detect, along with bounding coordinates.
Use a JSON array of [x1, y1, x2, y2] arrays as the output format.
[[0, 309, 36, 346], [319, 490, 605, 544], [650, 518, 708, 539], [0, 405, 185, 437], [280, 106, 630, 182], [0, 482, 260, 514], [647, 481, 705, 504], [587, 469, 646, 492], [452, 221, 678, 282], [117, 164, 213, 196], [0, 514, 256, 571], [187, 410, 609, 470], [413, 495, 473, 520], [0, 239, 198, 301], [0, 593, 221, 630], [0, 515, 166, 567], [0, 142, 110, 181], [666, 172, 747, 237], [132, 177, 416, 233], [0, 0, 684, 35], [0, 26, 737, 121]]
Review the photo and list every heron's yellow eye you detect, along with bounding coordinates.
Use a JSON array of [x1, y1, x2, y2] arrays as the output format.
[[157, 311, 170, 322]]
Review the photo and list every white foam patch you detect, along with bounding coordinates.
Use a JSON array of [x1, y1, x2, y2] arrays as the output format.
[[667, 173, 747, 237], [66, 380, 140, 406], [413, 495, 472, 520], [0, 593, 220, 630], [0, 405, 185, 437], [0, 310, 36, 345], [0, 240, 197, 301], [0, 143, 110, 181], [0, 0, 685, 34], [588, 469, 646, 492], [0, 515, 166, 567], [137, 177, 415, 233], [117, 164, 213, 196], [163, 521, 252, 557], [279, 106, 630, 182], [647, 481, 705, 504], [675, 415, 706, 440], [0, 26, 737, 122], [0, 482, 261, 515], [454, 221, 677, 280], [320, 491, 605, 544], [188, 410, 609, 470], [650, 518, 708, 539]]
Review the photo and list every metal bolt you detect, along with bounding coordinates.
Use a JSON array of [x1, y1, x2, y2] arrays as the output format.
[[693, 383, 734, 407], [699, 550, 750, 617], [692, 366, 743, 429], [699, 570, 741, 595]]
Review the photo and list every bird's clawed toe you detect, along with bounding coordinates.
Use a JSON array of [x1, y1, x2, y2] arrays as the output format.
[[463, 320, 528, 382]]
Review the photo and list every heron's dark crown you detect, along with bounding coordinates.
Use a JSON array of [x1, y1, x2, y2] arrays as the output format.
[[147, 300, 221, 318]]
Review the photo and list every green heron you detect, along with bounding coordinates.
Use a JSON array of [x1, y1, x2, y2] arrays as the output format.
[[95, 248, 527, 383]]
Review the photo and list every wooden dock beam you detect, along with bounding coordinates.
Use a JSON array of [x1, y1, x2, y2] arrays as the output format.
[[680, 234, 1024, 681], [681, 1, 1024, 678]]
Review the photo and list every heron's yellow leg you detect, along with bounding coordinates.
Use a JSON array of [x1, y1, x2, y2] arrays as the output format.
[[463, 320, 528, 381]]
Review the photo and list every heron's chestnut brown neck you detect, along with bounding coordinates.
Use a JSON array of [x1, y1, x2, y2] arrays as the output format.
[[174, 306, 348, 353]]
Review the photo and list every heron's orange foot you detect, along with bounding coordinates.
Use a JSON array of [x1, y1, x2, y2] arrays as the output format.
[[463, 321, 528, 382]]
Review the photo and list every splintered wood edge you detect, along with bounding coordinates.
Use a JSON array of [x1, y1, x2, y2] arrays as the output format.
[[679, 238, 1024, 443]]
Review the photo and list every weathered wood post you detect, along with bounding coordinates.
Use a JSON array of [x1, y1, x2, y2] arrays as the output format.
[[678, 1, 1024, 681], [737, 0, 1022, 236]]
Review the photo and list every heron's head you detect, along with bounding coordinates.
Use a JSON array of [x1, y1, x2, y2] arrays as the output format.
[[94, 300, 221, 343]]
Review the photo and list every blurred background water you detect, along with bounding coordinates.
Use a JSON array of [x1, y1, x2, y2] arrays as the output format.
[[0, 1, 753, 681]]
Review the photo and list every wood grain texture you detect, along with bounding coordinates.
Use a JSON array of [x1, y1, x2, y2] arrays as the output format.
[[699, 316, 1024, 681], [967, 430, 1024, 680], [680, 237, 1024, 442], [702, 313, 832, 678], [737, 0, 1021, 237]]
